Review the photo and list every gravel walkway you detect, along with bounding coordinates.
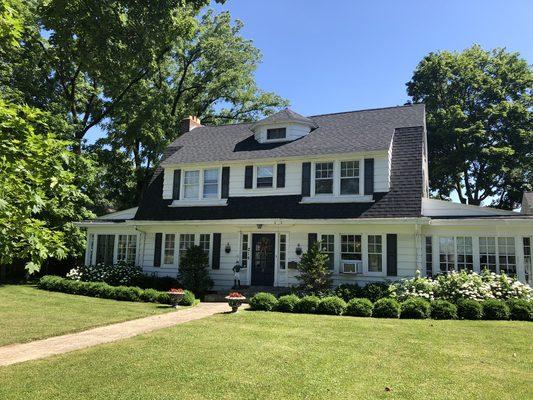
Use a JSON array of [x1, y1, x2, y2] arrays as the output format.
[[0, 302, 229, 367]]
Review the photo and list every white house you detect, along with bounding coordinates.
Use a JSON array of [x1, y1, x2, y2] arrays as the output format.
[[78, 105, 533, 289]]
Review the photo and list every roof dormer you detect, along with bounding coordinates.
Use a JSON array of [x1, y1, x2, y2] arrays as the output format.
[[251, 108, 318, 144]]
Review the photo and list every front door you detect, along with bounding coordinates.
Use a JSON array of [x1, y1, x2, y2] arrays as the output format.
[[251, 234, 275, 286]]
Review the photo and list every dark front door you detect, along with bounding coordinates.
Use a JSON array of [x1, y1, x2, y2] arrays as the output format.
[[251, 234, 275, 286]]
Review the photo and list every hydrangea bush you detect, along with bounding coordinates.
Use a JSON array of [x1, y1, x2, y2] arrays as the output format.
[[66, 261, 143, 286], [390, 270, 532, 302]]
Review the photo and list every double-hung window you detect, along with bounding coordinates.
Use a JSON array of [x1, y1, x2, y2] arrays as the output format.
[[479, 237, 497, 272], [439, 237, 455, 272], [320, 234, 335, 270], [340, 161, 360, 195], [367, 235, 383, 272], [497, 237, 516, 275], [256, 166, 274, 188], [202, 169, 219, 198], [117, 235, 137, 263], [183, 170, 200, 199], [340, 234, 362, 273], [179, 234, 195, 261], [315, 162, 334, 194], [456, 236, 473, 271], [163, 234, 176, 265], [199, 234, 211, 257]]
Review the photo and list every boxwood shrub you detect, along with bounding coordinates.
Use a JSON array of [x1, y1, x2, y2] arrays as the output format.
[[430, 300, 457, 320], [317, 296, 347, 315], [276, 294, 300, 313], [345, 298, 373, 317], [373, 298, 400, 318], [37, 275, 196, 306], [506, 299, 532, 321], [482, 299, 510, 320], [249, 292, 278, 311], [334, 284, 363, 302], [457, 299, 482, 320], [295, 295, 321, 314], [400, 298, 430, 319], [360, 282, 390, 303]]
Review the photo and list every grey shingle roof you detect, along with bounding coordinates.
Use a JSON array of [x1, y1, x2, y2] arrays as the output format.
[[161, 104, 426, 165], [250, 108, 318, 130]]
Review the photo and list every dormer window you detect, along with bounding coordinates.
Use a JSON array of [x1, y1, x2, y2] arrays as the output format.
[[266, 127, 286, 140]]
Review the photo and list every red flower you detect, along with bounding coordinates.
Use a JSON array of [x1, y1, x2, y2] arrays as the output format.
[[169, 288, 184, 293], [227, 292, 244, 298]]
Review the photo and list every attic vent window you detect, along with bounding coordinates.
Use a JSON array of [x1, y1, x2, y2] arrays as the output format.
[[266, 127, 286, 140]]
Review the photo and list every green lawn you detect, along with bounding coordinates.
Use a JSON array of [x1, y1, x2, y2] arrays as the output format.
[[1, 310, 531, 399], [0, 285, 171, 346]]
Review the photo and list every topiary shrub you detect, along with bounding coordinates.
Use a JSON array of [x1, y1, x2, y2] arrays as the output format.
[[400, 298, 430, 319], [276, 294, 300, 313], [334, 284, 363, 302], [482, 299, 510, 320], [430, 300, 457, 320], [317, 296, 346, 315], [295, 295, 321, 314], [249, 292, 278, 311], [345, 298, 373, 317], [506, 299, 532, 321], [361, 282, 391, 303], [373, 298, 400, 318], [457, 299, 482, 320]]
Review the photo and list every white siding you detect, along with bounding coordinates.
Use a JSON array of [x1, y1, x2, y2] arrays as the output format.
[[254, 122, 311, 143], [229, 162, 301, 196], [162, 168, 174, 200]]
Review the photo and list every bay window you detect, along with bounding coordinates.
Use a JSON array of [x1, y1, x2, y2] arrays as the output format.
[[367, 235, 383, 272], [315, 162, 334, 194], [340, 161, 360, 195], [256, 165, 274, 188]]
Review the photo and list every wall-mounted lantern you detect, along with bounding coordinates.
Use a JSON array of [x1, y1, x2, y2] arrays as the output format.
[[225, 243, 231, 253], [295, 243, 302, 256]]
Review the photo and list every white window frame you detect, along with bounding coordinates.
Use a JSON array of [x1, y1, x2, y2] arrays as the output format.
[[456, 236, 473, 271], [340, 160, 361, 196], [523, 236, 532, 285], [255, 164, 275, 189], [177, 233, 213, 269], [117, 234, 137, 264], [438, 236, 456, 273], [202, 168, 220, 199], [478, 236, 498, 273], [497, 237, 517, 275], [310, 159, 365, 198], [367, 234, 384, 274], [339, 233, 363, 274], [180, 167, 221, 200], [319, 234, 335, 271], [241, 233, 250, 270], [278, 233, 288, 270], [313, 162, 335, 196], [162, 233, 176, 267]]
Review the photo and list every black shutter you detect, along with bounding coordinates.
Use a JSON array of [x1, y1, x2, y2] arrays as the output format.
[[364, 158, 374, 195], [276, 164, 286, 188], [212, 233, 221, 269], [154, 233, 162, 267], [308, 233, 318, 250], [172, 169, 181, 200], [244, 165, 253, 189], [221, 167, 230, 198], [302, 162, 311, 196], [386, 234, 397, 276]]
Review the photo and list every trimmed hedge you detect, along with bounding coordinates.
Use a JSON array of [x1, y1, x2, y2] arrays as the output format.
[[430, 300, 457, 320], [296, 295, 321, 314], [38, 275, 196, 306], [249, 292, 278, 311], [507, 299, 533, 321], [482, 299, 510, 320], [345, 298, 373, 317], [400, 298, 430, 319], [457, 299, 482, 320], [317, 296, 347, 315], [373, 298, 400, 318], [276, 294, 300, 312]]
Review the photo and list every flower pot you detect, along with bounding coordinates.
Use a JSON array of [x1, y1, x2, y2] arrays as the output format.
[[167, 290, 185, 307], [225, 294, 246, 312]]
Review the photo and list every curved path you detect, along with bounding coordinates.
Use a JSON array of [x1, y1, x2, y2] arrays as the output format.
[[0, 302, 229, 367]]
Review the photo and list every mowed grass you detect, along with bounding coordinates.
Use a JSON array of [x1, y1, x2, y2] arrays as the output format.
[[1, 311, 531, 400], [0, 285, 171, 346]]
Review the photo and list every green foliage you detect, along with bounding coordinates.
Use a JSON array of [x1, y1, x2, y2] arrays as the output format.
[[249, 292, 278, 311], [295, 295, 321, 314], [506, 299, 532, 321], [66, 262, 143, 286], [37, 275, 196, 305], [334, 284, 363, 302], [345, 298, 373, 317], [373, 298, 400, 318], [296, 241, 332, 295], [178, 245, 213, 298], [276, 294, 300, 313], [430, 300, 457, 320], [407, 45, 532, 209], [457, 299, 483, 320], [134, 275, 183, 292], [400, 298, 430, 319], [482, 299, 510, 320], [317, 296, 346, 316], [361, 282, 391, 303]]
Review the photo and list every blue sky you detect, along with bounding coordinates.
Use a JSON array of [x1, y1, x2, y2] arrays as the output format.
[[86, 0, 532, 144]]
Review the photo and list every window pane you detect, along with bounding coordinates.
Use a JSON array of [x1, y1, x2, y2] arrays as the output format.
[[203, 169, 219, 198], [164, 234, 175, 265], [127, 235, 137, 263], [241, 234, 249, 269], [267, 128, 286, 140], [279, 234, 287, 269], [341, 235, 361, 261], [456, 236, 473, 271], [425, 236, 433, 277], [315, 162, 334, 194], [199, 234, 211, 257], [320, 234, 335, 270], [439, 237, 455, 272], [117, 235, 128, 262], [257, 166, 273, 188], [184, 171, 199, 199], [368, 235, 382, 272], [498, 237, 516, 275], [96, 235, 115, 265], [479, 237, 497, 272]]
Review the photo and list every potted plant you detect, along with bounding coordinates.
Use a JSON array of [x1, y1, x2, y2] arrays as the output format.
[[225, 291, 246, 312], [167, 288, 185, 307]]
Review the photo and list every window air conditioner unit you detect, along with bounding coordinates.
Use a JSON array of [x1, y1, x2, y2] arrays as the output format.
[[341, 260, 363, 274]]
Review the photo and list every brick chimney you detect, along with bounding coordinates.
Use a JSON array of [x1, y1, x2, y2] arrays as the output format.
[[181, 115, 202, 134]]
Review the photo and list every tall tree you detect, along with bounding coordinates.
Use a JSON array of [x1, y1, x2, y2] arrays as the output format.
[[94, 10, 288, 209], [407, 45, 532, 209]]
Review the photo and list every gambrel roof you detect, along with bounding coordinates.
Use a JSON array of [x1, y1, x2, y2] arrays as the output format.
[[161, 104, 425, 165]]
